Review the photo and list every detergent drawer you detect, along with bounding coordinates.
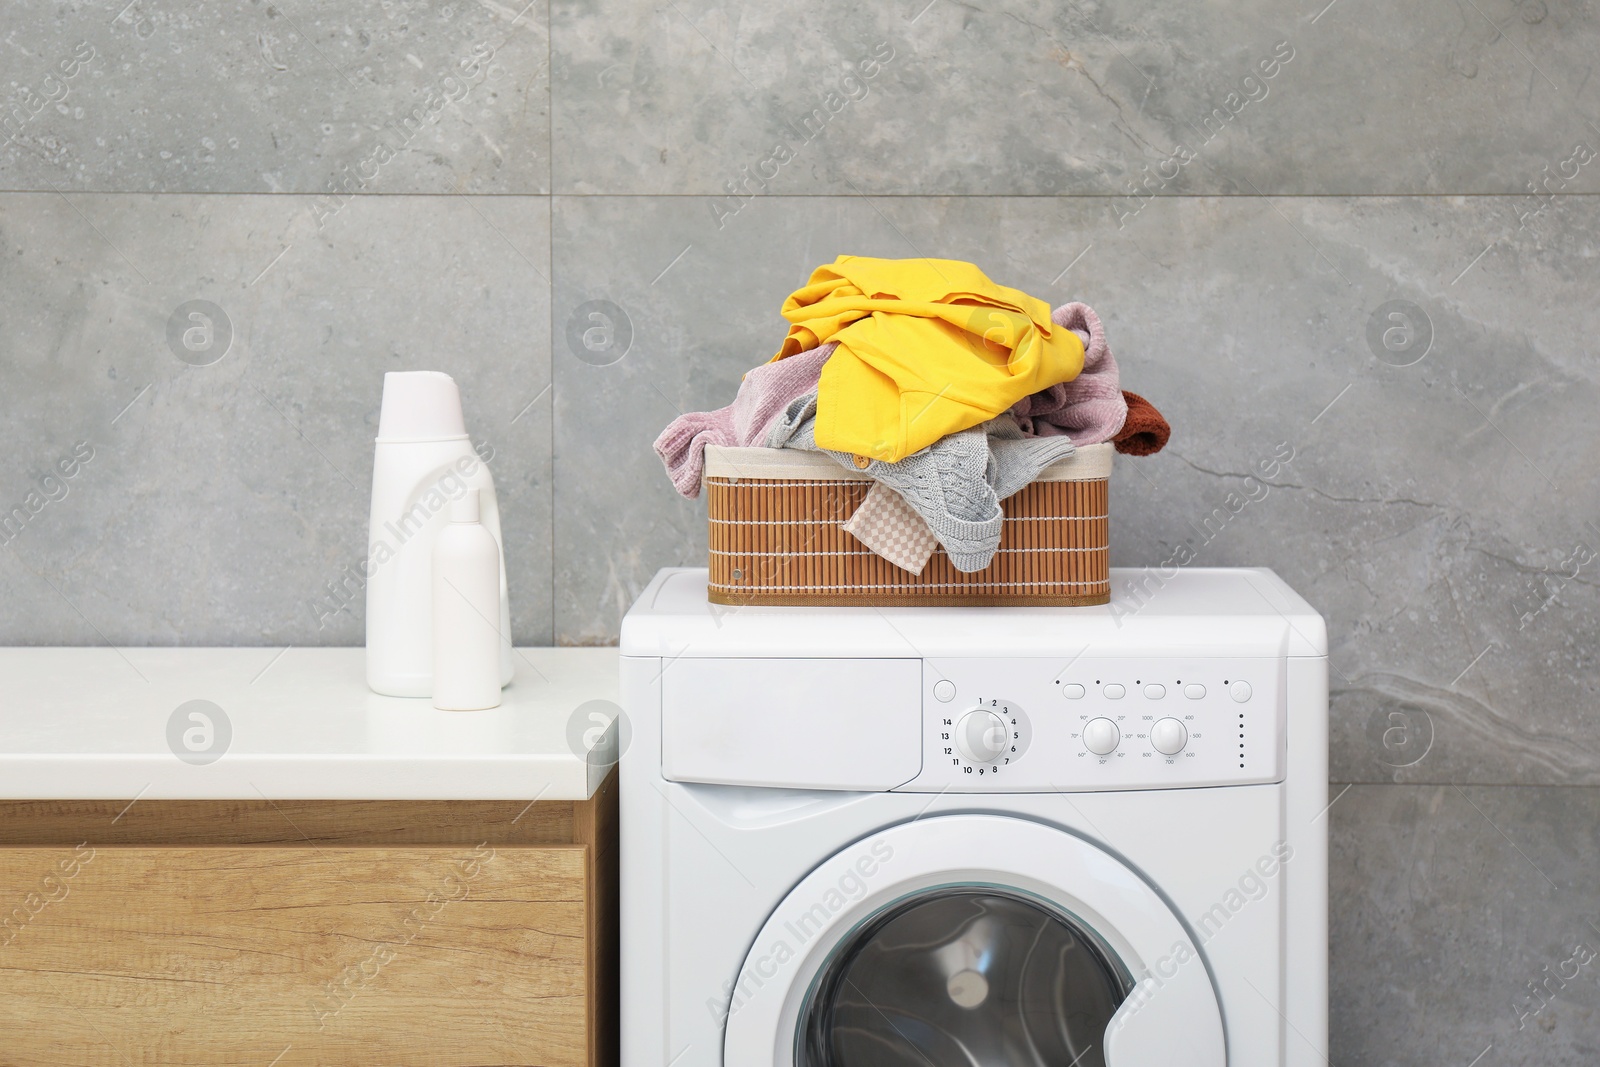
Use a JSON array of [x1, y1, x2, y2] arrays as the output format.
[[660, 657, 923, 791]]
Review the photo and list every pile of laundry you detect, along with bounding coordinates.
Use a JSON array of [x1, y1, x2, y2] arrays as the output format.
[[654, 255, 1169, 575]]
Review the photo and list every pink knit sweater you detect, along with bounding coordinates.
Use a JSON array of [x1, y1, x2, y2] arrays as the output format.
[[1006, 302, 1127, 445], [653, 344, 835, 498]]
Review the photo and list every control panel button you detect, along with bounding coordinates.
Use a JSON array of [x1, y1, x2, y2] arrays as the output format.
[[1184, 683, 1206, 699], [933, 680, 956, 703], [1143, 683, 1166, 700], [1062, 683, 1085, 699], [1102, 683, 1126, 699], [1150, 717, 1189, 755], [956, 710, 1009, 763], [1229, 680, 1253, 703], [1082, 717, 1120, 756]]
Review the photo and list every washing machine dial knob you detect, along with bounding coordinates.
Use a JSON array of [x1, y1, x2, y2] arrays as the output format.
[[1082, 717, 1121, 756], [1150, 717, 1189, 755], [956, 709, 1010, 763]]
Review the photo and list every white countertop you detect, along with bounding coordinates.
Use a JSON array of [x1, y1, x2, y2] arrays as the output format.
[[0, 647, 619, 800]]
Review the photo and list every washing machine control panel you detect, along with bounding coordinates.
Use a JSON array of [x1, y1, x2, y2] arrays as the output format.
[[901, 656, 1286, 792]]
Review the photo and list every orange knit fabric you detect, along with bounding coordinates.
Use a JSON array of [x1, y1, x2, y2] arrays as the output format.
[[1113, 391, 1170, 456]]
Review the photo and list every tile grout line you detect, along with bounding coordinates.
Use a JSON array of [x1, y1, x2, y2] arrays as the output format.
[[1329, 781, 1600, 790], [548, 192, 558, 647], [547, 0, 557, 648], [5, 190, 1600, 199]]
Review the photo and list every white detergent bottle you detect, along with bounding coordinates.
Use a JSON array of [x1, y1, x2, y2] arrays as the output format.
[[366, 371, 513, 697], [432, 489, 504, 711]]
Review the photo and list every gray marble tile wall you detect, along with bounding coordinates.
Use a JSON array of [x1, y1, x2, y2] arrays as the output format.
[[2, 0, 1597, 1060]]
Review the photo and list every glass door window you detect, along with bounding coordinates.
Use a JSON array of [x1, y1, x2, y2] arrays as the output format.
[[800, 889, 1131, 1067]]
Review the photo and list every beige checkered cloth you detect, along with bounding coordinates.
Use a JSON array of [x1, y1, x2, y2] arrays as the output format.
[[842, 483, 939, 575]]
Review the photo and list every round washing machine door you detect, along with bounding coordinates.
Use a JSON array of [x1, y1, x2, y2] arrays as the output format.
[[722, 814, 1225, 1067]]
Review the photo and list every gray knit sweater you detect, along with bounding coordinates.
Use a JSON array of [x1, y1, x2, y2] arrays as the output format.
[[767, 393, 1077, 572]]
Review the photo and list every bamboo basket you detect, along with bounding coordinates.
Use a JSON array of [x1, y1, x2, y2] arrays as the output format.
[[703, 443, 1111, 607]]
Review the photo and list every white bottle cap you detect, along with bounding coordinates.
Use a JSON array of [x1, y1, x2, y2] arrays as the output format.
[[450, 488, 481, 523], [376, 371, 468, 441]]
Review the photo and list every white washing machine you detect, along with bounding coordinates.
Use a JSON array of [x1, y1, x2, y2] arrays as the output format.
[[620, 566, 1328, 1066]]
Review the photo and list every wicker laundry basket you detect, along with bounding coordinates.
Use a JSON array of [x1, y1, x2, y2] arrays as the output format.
[[702, 443, 1111, 607]]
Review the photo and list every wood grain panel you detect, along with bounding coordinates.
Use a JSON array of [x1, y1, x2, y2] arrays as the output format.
[[573, 772, 619, 1067], [0, 800, 575, 847], [0, 844, 588, 1066]]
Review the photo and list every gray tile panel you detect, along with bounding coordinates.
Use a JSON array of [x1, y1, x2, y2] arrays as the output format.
[[0, 191, 553, 645], [0, 0, 549, 193]]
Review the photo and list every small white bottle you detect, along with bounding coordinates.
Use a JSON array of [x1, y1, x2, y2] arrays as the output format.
[[432, 489, 504, 711]]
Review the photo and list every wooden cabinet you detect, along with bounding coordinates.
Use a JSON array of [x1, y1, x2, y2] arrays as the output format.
[[0, 771, 617, 1066]]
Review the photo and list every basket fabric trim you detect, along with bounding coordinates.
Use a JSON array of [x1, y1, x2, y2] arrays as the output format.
[[703, 441, 1114, 482], [710, 545, 1109, 557], [705, 478, 870, 489], [708, 514, 1109, 526]]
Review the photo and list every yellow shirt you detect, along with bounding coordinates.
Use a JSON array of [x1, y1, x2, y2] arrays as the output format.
[[772, 256, 1085, 462]]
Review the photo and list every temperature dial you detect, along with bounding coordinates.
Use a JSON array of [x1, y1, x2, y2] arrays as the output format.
[[956, 710, 1010, 763], [1083, 717, 1121, 756]]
